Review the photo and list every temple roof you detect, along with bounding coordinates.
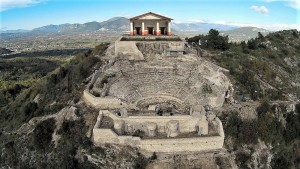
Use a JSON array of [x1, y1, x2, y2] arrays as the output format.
[[129, 12, 172, 21]]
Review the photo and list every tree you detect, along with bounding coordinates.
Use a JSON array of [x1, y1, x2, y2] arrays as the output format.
[[258, 32, 265, 41], [206, 29, 230, 51], [187, 29, 230, 51], [32, 118, 56, 151], [247, 39, 258, 50]]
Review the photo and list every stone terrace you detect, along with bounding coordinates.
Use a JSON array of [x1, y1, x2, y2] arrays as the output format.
[[120, 35, 182, 41]]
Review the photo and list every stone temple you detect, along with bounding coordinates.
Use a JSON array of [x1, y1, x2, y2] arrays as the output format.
[[83, 12, 231, 154], [129, 12, 172, 36]]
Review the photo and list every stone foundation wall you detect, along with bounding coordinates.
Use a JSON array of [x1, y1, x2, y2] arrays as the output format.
[[139, 136, 223, 153], [92, 110, 224, 153], [115, 36, 184, 60], [115, 37, 144, 60], [136, 41, 184, 57], [121, 35, 181, 41], [102, 110, 201, 133], [82, 90, 128, 109]]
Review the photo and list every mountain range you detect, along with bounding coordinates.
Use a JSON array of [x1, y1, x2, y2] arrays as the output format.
[[0, 17, 269, 41], [221, 27, 270, 42], [31, 17, 129, 33]]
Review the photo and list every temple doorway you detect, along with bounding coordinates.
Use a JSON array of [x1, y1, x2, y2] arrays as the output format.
[[160, 27, 165, 35], [148, 27, 154, 35], [136, 27, 141, 35]]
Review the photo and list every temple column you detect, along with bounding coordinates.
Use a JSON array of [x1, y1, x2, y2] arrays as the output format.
[[130, 21, 133, 36], [167, 21, 171, 35], [156, 22, 160, 36], [142, 22, 145, 36]]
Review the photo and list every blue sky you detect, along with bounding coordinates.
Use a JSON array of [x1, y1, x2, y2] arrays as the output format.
[[0, 0, 299, 30]]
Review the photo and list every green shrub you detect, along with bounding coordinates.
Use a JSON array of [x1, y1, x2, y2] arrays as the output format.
[[21, 102, 38, 122], [272, 150, 292, 169], [258, 32, 266, 41], [32, 118, 56, 151], [2, 141, 18, 166], [284, 112, 300, 143], [235, 152, 251, 169], [93, 43, 109, 56], [58, 119, 92, 149], [255, 100, 285, 144], [256, 99, 270, 116], [100, 76, 109, 85], [150, 152, 157, 160], [247, 39, 258, 50], [133, 152, 149, 169], [224, 112, 259, 147], [292, 30, 299, 38], [264, 89, 286, 101], [202, 84, 213, 94], [281, 49, 289, 56], [236, 70, 261, 100], [0, 43, 109, 130]]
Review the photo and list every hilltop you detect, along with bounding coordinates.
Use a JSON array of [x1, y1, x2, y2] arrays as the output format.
[[0, 29, 299, 168]]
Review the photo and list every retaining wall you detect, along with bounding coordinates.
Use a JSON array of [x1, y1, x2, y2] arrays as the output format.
[[82, 90, 128, 109], [115, 37, 144, 60], [92, 110, 224, 153], [102, 110, 200, 133]]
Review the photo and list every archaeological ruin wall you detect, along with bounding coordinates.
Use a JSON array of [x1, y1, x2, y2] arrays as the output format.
[[92, 110, 224, 153], [83, 34, 232, 154]]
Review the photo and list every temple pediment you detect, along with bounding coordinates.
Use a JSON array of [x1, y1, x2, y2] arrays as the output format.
[[130, 12, 172, 21], [139, 14, 162, 20]]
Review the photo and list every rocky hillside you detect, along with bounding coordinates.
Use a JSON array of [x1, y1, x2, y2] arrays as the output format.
[[0, 30, 299, 169], [0, 43, 154, 168], [222, 30, 299, 101], [190, 29, 300, 101], [188, 29, 300, 169]]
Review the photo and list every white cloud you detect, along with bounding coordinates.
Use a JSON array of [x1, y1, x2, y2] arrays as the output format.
[[250, 5, 269, 14], [0, 0, 45, 12], [265, 0, 300, 9]]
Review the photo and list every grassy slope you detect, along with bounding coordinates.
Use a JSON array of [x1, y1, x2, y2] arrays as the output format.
[[0, 44, 108, 130], [0, 43, 154, 169], [212, 30, 300, 100], [188, 30, 300, 168], [0, 56, 71, 106], [208, 30, 300, 168]]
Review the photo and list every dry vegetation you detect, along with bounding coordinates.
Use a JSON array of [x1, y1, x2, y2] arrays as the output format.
[[0, 29, 299, 168]]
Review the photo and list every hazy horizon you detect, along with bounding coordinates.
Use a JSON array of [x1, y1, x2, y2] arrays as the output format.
[[1, 0, 299, 31]]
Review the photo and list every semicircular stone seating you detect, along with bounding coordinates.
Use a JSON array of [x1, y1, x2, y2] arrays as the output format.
[[108, 66, 200, 107], [104, 59, 230, 110]]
